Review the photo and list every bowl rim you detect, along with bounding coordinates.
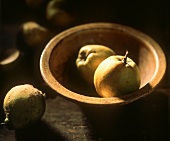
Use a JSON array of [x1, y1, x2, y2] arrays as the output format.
[[40, 22, 166, 105]]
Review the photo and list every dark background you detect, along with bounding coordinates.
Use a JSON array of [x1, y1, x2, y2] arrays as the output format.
[[0, 0, 170, 141]]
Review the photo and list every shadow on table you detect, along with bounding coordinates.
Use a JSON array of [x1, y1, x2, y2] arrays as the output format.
[[15, 120, 67, 141], [80, 92, 169, 141]]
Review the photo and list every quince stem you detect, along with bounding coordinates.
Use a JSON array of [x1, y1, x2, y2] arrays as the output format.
[[123, 50, 129, 64]]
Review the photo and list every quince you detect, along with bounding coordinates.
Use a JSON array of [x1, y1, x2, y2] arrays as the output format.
[[76, 44, 115, 85], [94, 51, 141, 97]]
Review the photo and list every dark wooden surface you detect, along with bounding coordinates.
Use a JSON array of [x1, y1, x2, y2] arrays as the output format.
[[0, 90, 169, 141], [0, 0, 170, 141]]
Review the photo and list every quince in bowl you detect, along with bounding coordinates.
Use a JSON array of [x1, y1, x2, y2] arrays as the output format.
[[40, 22, 166, 105]]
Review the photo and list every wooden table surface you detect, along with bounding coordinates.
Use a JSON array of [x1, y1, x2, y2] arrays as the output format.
[[0, 89, 169, 141]]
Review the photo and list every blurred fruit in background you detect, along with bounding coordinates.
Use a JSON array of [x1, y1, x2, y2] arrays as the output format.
[[18, 21, 54, 49], [46, 0, 76, 28]]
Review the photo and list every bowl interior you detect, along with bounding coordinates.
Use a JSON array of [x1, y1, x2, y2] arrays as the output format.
[[41, 23, 166, 105]]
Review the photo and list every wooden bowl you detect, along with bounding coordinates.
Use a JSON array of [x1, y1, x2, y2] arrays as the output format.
[[40, 23, 166, 105]]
